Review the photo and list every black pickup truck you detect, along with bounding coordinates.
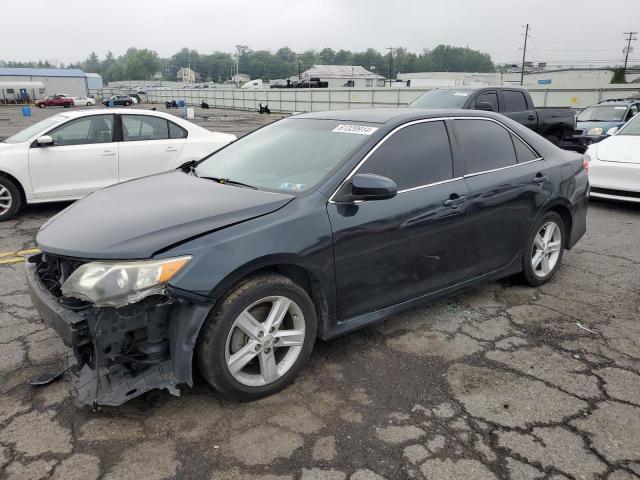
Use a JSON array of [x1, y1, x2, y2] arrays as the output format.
[[410, 87, 577, 148]]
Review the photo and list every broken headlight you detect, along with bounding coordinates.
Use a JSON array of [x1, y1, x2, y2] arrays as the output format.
[[61, 256, 191, 307]]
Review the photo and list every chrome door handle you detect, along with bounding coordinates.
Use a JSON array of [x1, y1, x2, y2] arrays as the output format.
[[164, 147, 178, 152], [101, 150, 116, 156]]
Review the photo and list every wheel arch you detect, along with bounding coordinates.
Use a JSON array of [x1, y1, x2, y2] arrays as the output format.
[[544, 201, 573, 249], [209, 255, 332, 339], [0, 170, 27, 203]]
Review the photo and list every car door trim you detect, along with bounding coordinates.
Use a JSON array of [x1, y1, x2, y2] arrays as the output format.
[[329, 116, 542, 203]]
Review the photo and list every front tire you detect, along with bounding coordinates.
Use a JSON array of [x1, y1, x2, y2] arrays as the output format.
[[0, 177, 22, 222], [125, 101, 132, 106], [521, 211, 565, 286], [197, 274, 317, 400]]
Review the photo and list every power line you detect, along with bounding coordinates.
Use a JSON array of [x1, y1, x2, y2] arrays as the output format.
[[623, 31, 638, 73], [520, 24, 529, 86], [386, 47, 395, 86]]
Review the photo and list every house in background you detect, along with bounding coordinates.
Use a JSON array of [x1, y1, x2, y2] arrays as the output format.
[[177, 67, 200, 83]]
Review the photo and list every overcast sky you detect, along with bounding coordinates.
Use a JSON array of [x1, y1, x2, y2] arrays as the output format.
[[3, 0, 639, 67]]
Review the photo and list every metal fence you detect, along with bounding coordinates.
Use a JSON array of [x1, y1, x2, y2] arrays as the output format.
[[90, 85, 640, 112]]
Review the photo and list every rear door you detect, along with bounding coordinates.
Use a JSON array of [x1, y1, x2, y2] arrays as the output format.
[[117, 114, 187, 182], [29, 114, 118, 199], [453, 118, 551, 277], [501, 89, 537, 130], [328, 120, 471, 321]]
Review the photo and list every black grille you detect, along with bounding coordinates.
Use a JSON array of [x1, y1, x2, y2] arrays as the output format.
[[35, 254, 90, 310], [591, 187, 640, 199]]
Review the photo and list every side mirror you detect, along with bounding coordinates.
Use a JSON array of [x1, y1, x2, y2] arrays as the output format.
[[348, 173, 397, 201], [474, 101, 494, 111], [36, 135, 53, 146]]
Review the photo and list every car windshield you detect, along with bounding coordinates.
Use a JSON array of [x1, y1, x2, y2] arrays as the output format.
[[409, 89, 472, 108], [577, 105, 627, 122], [618, 114, 640, 136], [3, 115, 66, 143], [195, 118, 377, 192]]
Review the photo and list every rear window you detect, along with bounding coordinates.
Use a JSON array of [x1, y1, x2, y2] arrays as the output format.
[[455, 119, 517, 174], [503, 90, 528, 112]]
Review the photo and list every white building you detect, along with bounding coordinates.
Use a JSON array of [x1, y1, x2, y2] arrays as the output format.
[[176, 67, 200, 83], [301, 65, 385, 88], [397, 68, 640, 89], [232, 73, 250, 84], [0, 67, 94, 101]]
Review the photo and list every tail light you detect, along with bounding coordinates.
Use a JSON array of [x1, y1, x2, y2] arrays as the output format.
[[582, 151, 591, 173]]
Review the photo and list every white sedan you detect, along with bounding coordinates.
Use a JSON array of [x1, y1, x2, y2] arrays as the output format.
[[586, 114, 640, 203], [73, 96, 97, 106], [0, 109, 235, 220]]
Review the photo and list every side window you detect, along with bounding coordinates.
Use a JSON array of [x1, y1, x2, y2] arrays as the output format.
[[169, 121, 188, 139], [475, 91, 499, 111], [357, 121, 453, 190], [48, 115, 114, 146], [122, 115, 169, 141], [625, 105, 639, 121], [511, 133, 538, 162], [503, 90, 529, 112], [455, 119, 517, 174]]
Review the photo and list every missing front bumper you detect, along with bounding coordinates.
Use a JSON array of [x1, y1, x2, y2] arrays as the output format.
[[26, 255, 213, 407]]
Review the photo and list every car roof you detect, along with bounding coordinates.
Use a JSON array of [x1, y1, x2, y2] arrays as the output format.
[[292, 108, 503, 124], [49, 108, 176, 120]]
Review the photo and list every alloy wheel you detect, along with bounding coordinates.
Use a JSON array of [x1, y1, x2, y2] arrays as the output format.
[[531, 221, 562, 278], [0, 186, 12, 215], [225, 296, 305, 387]]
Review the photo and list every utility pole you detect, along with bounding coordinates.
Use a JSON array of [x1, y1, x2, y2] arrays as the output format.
[[623, 31, 638, 74], [520, 24, 529, 86], [386, 47, 395, 87]]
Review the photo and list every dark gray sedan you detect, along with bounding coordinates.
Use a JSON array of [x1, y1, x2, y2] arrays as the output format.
[[26, 108, 588, 407]]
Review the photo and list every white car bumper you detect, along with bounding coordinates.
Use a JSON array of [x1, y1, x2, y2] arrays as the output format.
[[589, 160, 640, 203]]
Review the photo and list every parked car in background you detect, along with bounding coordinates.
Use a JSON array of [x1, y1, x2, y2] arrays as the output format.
[[24, 108, 587, 406], [0, 109, 235, 220], [73, 96, 96, 107], [564, 98, 640, 151], [35, 95, 74, 108], [585, 111, 640, 203], [409, 87, 577, 148], [102, 95, 134, 106]]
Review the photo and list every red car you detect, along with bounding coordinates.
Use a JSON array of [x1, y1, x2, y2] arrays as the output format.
[[35, 95, 74, 108]]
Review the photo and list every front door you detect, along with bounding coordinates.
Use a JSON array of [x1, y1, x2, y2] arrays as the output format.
[[501, 89, 537, 131], [328, 120, 470, 321], [29, 114, 118, 199], [452, 118, 552, 277], [117, 114, 187, 182]]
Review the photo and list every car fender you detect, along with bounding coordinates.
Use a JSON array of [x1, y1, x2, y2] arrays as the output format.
[[0, 143, 35, 201]]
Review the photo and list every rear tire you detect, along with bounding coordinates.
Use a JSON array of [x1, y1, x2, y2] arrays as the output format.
[[197, 273, 317, 401], [521, 211, 565, 286], [125, 101, 132, 106], [0, 177, 22, 222]]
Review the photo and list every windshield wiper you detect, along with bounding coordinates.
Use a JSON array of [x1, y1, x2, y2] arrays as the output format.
[[198, 176, 258, 190]]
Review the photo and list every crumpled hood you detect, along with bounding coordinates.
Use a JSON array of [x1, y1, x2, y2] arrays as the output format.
[[596, 135, 640, 164], [37, 170, 295, 259]]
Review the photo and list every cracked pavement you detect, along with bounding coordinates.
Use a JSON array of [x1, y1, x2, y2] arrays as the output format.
[[1, 107, 640, 480]]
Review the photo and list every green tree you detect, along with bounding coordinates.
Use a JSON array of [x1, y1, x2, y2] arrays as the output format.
[[611, 67, 626, 84]]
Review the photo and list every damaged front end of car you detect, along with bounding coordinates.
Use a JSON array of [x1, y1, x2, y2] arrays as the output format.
[[25, 252, 213, 408]]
